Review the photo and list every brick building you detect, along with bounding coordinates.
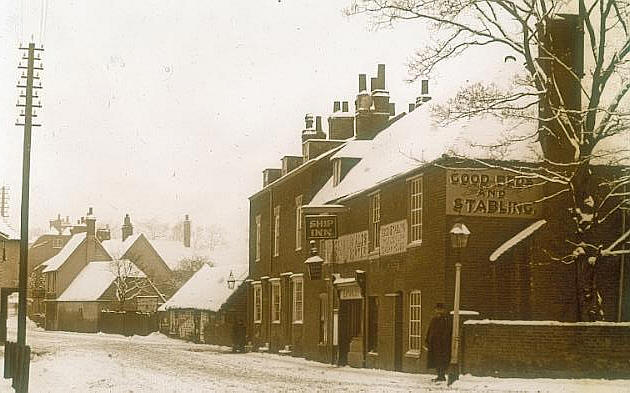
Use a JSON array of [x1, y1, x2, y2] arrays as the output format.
[[247, 64, 626, 373]]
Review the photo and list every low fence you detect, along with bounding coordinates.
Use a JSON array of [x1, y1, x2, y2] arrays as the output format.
[[98, 311, 158, 337], [462, 320, 630, 379]]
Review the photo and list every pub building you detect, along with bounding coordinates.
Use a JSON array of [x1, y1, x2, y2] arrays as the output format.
[[247, 64, 626, 372]]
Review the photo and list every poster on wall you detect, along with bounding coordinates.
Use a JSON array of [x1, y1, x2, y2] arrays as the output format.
[[446, 169, 544, 218]]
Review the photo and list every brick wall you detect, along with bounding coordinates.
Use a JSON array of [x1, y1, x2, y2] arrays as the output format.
[[463, 320, 630, 378]]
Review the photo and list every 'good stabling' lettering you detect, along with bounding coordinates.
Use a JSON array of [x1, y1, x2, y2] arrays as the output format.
[[452, 198, 535, 216]]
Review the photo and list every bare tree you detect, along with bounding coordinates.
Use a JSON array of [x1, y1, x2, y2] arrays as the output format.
[[346, 0, 630, 320], [109, 258, 164, 311]]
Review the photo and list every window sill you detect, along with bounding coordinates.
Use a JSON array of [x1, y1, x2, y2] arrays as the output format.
[[272, 321, 281, 324], [254, 321, 262, 325], [367, 351, 378, 356], [407, 240, 423, 249], [292, 321, 303, 325], [404, 350, 421, 358], [255, 259, 261, 263]]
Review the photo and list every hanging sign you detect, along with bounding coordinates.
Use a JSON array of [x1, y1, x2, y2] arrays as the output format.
[[446, 169, 544, 218], [305, 215, 338, 240]]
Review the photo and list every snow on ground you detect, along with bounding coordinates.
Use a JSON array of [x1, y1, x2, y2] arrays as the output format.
[[0, 315, 629, 392]]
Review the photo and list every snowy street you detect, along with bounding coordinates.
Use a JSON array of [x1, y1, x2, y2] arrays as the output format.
[[0, 319, 627, 393]]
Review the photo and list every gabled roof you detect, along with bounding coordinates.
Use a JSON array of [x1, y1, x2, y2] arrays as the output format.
[[101, 233, 142, 260], [158, 264, 247, 312], [150, 239, 209, 270], [42, 233, 87, 273], [310, 105, 538, 205], [56, 260, 145, 302], [0, 219, 19, 240]]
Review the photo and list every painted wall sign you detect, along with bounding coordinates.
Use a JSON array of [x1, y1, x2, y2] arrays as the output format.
[[446, 169, 543, 218], [333, 231, 369, 263], [379, 220, 408, 256], [338, 285, 363, 300], [305, 215, 338, 240]]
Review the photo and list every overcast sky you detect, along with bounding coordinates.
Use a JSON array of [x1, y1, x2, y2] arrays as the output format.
[[0, 1, 511, 263]]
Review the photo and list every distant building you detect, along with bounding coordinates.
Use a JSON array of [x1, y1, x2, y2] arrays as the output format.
[[159, 264, 248, 344], [0, 218, 20, 289], [53, 260, 164, 333]]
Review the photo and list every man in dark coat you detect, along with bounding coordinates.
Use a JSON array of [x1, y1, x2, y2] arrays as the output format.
[[425, 303, 452, 382]]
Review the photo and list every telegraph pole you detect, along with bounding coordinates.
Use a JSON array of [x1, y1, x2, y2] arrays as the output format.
[[7, 42, 43, 393]]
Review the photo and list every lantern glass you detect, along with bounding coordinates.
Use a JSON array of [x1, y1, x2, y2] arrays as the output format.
[[449, 222, 470, 249], [227, 271, 235, 289], [305, 255, 324, 280]]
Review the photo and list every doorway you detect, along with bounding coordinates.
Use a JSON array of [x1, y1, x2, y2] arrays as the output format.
[[338, 299, 362, 366]]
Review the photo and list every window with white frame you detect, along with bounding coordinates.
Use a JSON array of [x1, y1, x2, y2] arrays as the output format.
[[273, 206, 280, 257], [271, 280, 281, 323], [408, 175, 423, 243], [253, 283, 262, 323], [292, 276, 303, 323], [333, 159, 342, 186], [409, 291, 422, 352], [295, 195, 303, 250], [370, 191, 380, 251], [255, 215, 261, 261]]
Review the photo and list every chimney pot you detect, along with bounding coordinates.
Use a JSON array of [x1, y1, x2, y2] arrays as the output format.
[[358, 74, 366, 92], [377, 64, 386, 89], [333, 101, 341, 112], [315, 116, 322, 132], [305, 113, 314, 129], [421, 79, 429, 95], [370, 77, 378, 92], [87, 207, 93, 216], [409, 103, 415, 112], [184, 215, 191, 248], [342, 101, 349, 112], [389, 102, 395, 116]]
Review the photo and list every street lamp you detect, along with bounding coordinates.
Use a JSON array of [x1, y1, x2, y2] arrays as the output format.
[[448, 221, 470, 386], [304, 240, 324, 280], [227, 270, 246, 290]]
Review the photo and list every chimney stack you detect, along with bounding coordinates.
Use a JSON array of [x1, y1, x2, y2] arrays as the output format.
[[415, 79, 431, 107], [122, 213, 133, 241], [184, 214, 191, 248], [302, 113, 326, 142], [358, 74, 367, 92], [356, 64, 390, 140], [85, 207, 96, 237]]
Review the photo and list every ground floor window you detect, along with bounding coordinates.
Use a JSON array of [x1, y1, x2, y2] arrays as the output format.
[[271, 280, 281, 323], [368, 296, 378, 352], [292, 276, 303, 323], [409, 291, 422, 352], [253, 283, 262, 323]]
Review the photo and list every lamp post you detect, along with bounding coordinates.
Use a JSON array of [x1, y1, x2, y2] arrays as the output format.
[[448, 222, 470, 386]]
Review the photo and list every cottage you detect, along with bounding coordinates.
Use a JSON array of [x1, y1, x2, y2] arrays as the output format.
[[51, 260, 162, 333], [159, 264, 247, 344], [0, 218, 19, 289]]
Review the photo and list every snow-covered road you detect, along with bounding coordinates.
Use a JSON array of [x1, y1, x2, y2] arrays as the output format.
[[0, 319, 628, 392]]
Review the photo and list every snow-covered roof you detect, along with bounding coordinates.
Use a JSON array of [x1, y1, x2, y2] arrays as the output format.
[[0, 219, 19, 240], [159, 264, 248, 312], [330, 140, 372, 159], [42, 233, 87, 273], [489, 219, 547, 262], [150, 239, 209, 270], [57, 260, 145, 302], [45, 226, 72, 236], [101, 233, 142, 260], [310, 105, 538, 205]]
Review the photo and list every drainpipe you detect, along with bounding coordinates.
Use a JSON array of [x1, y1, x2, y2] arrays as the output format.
[[618, 180, 627, 322]]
